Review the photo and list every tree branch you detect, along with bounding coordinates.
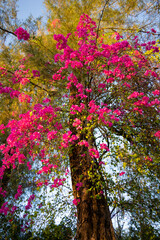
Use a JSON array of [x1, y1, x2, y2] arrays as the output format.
[[0, 26, 16, 37], [101, 26, 160, 35], [96, 0, 110, 44]]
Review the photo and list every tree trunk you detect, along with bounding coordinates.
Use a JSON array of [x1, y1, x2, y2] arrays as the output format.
[[69, 143, 116, 240], [69, 84, 116, 240]]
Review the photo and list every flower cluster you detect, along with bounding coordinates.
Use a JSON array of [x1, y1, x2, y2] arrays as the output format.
[[154, 131, 160, 139], [89, 148, 100, 158], [14, 185, 23, 200], [32, 70, 40, 77], [50, 178, 66, 188], [14, 27, 30, 40], [0, 187, 6, 197], [54, 33, 71, 50], [73, 198, 80, 206], [100, 143, 109, 151], [119, 171, 125, 176], [25, 194, 35, 210], [0, 202, 9, 215]]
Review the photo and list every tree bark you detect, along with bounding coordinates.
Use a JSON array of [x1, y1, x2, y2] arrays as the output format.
[[69, 143, 116, 240]]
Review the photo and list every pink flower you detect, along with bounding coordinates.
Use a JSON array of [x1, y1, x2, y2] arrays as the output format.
[[128, 92, 144, 99], [73, 118, 82, 127], [89, 148, 99, 158], [14, 27, 30, 40], [152, 90, 160, 96], [81, 154, 86, 157], [0, 202, 9, 215], [47, 130, 57, 140], [87, 115, 93, 121], [18, 154, 26, 164], [123, 82, 131, 88], [52, 73, 61, 81], [99, 161, 105, 165], [98, 83, 106, 89], [100, 143, 109, 151], [78, 140, 89, 147], [154, 131, 160, 139], [145, 156, 153, 162], [18, 93, 31, 103], [38, 203, 43, 209], [32, 70, 40, 77], [151, 71, 158, 77], [113, 109, 121, 116], [119, 171, 125, 176], [14, 185, 22, 200], [73, 198, 80, 206], [54, 34, 68, 50], [53, 164, 58, 169], [10, 206, 17, 214], [27, 162, 32, 170], [30, 132, 41, 141], [43, 98, 51, 103], [20, 78, 30, 85], [86, 88, 92, 92], [76, 182, 83, 191], [25, 194, 35, 210], [115, 32, 123, 40], [151, 28, 156, 33], [0, 187, 7, 197]]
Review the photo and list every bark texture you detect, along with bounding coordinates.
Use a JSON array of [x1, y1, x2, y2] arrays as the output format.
[[69, 143, 116, 240]]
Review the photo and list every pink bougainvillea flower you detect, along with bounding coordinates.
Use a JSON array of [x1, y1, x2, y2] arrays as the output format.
[[54, 34, 70, 50], [119, 171, 125, 176], [27, 162, 32, 170], [78, 140, 89, 147], [76, 182, 83, 191], [128, 91, 144, 99], [43, 98, 51, 103], [0, 187, 7, 197], [0, 202, 10, 215], [154, 131, 160, 139], [14, 185, 23, 200], [151, 28, 156, 33], [20, 78, 30, 85], [73, 118, 82, 127], [73, 198, 80, 206], [18, 93, 31, 103], [100, 143, 109, 151], [89, 148, 99, 158], [145, 156, 153, 162], [14, 27, 30, 40], [32, 70, 40, 77], [99, 161, 105, 165], [47, 130, 57, 140], [152, 90, 160, 96]]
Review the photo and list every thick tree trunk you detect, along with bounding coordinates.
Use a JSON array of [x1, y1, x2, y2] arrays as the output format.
[[69, 85, 116, 240], [69, 143, 116, 240]]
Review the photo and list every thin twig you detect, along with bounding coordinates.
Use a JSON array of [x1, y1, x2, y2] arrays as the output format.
[[96, 0, 110, 44], [101, 26, 160, 35], [0, 26, 16, 37], [29, 80, 51, 94]]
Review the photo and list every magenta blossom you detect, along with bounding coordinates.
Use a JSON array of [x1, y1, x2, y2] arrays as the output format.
[[14, 27, 30, 40], [119, 171, 125, 176]]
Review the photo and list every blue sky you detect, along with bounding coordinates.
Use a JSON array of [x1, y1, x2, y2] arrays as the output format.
[[17, 0, 45, 20]]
